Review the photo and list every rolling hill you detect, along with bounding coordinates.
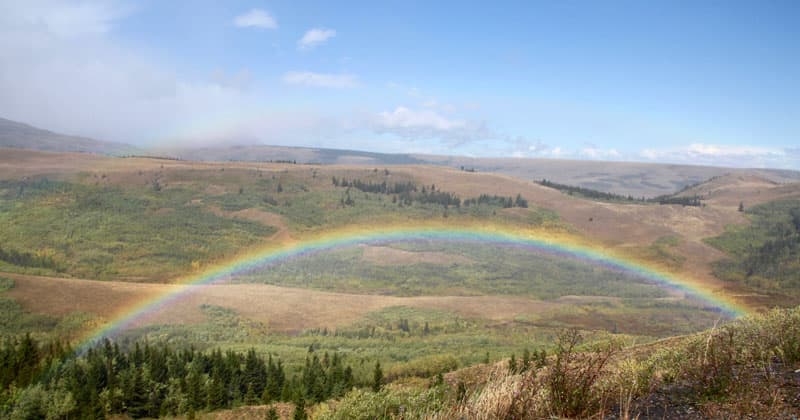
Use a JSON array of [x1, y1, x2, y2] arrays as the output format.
[[3, 116, 798, 198], [0, 117, 140, 155], [0, 148, 798, 418]]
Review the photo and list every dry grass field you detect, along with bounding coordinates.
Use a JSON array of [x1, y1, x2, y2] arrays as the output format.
[[0, 150, 730, 279], [1, 148, 798, 333], [2, 272, 560, 333], [415, 154, 800, 196], [678, 172, 800, 208]]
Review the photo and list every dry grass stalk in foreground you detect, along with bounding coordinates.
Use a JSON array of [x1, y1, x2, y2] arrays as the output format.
[[430, 308, 800, 419]]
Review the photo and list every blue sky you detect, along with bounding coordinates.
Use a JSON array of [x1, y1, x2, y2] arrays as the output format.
[[0, 0, 798, 168]]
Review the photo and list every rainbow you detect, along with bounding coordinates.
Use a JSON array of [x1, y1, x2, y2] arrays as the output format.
[[76, 224, 749, 353]]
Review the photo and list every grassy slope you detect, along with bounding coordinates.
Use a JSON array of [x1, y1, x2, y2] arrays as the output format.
[[316, 306, 800, 419], [0, 164, 563, 280], [0, 276, 91, 341], [0, 178, 275, 280], [236, 242, 669, 299], [706, 199, 800, 297], [0, 156, 781, 368], [1, 152, 799, 418], [118, 299, 723, 383]]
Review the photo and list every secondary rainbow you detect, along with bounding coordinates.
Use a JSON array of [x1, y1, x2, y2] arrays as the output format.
[[76, 224, 749, 353]]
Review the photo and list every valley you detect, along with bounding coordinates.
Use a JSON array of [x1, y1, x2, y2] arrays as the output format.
[[0, 147, 798, 418]]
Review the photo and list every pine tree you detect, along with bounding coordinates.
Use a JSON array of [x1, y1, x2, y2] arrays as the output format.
[[244, 382, 259, 405], [243, 349, 267, 397], [16, 333, 39, 387], [264, 355, 284, 403], [343, 366, 353, 392], [207, 377, 227, 410], [302, 354, 327, 403], [372, 361, 383, 392], [265, 406, 279, 420], [123, 368, 150, 418], [293, 397, 307, 420], [185, 367, 205, 411]]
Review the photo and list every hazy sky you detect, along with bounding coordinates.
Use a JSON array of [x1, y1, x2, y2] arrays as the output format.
[[0, 0, 798, 168]]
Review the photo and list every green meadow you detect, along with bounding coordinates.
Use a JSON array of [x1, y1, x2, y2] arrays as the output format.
[[235, 241, 670, 299]]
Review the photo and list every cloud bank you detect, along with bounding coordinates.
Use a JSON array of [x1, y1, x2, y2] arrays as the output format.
[[0, 0, 263, 145], [640, 143, 798, 168], [374, 107, 491, 146]]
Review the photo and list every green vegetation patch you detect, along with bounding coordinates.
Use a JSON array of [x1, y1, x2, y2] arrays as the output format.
[[536, 178, 703, 206], [120, 304, 269, 348], [630, 235, 686, 270], [706, 199, 800, 293], [208, 174, 558, 231], [0, 276, 14, 292], [520, 298, 724, 337], [237, 241, 669, 299], [0, 179, 275, 280]]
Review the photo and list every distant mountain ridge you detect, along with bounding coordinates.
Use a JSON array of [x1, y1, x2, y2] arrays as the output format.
[[155, 144, 425, 165], [0, 117, 139, 155], [160, 145, 800, 197], [1, 116, 798, 197]]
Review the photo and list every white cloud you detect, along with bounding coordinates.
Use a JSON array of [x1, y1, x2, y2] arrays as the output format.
[[298, 28, 336, 50], [0, 1, 270, 145], [373, 106, 490, 145], [378, 107, 464, 131], [233, 9, 277, 29], [579, 147, 621, 159], [527, 140, 550, 154], [282, 71, 358, 88], [639, 143, 797, 168], [0, 2, 501, 153], [505, 139, 622, 160]]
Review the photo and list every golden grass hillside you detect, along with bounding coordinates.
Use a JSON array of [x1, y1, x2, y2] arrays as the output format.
[[314, 306, 800, 419]]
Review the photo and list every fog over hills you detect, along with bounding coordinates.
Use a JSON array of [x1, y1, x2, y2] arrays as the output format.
[[0, 117, 141, 156], [1, 116, 798, 198]]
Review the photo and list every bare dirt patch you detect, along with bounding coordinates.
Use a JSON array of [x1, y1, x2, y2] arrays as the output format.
[[207, 206, 292, 242], [2, 272, 560, 333]]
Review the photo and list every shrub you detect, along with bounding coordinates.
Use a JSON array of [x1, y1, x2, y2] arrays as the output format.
[[314, 387, 445, 420], [385, 354, 459, 381], [546, 329, 620, 417]]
